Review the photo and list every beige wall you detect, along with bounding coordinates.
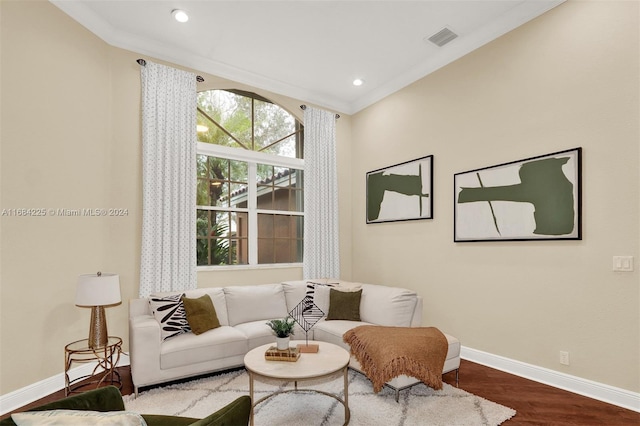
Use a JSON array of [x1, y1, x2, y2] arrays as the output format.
[[350, 0, 639, 392], [1, 0, 134, 395], [0, 0, 352, 395]]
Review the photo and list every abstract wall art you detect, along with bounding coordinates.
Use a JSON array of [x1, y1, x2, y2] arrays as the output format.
[[454, 148, 582, 242], [366, 155, 433, 224]]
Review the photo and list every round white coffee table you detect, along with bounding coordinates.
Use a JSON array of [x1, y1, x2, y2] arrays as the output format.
[[244, 340, 350, 425]]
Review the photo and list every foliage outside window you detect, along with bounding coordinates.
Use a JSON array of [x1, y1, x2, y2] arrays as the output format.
[[196, 89, 304, 267]]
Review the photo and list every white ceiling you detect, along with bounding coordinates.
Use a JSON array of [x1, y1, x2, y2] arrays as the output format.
[[51, 0, 565, 115]]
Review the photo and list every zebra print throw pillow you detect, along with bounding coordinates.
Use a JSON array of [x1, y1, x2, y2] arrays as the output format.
[[149, 293, 191, 340]]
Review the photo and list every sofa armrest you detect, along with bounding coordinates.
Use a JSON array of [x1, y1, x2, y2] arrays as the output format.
[[411, 296, 423, 327], [140, 396, 250, 426], [141, 415, 199, 426], [129, 309, 162, 392], [189, 396, 251, 426]]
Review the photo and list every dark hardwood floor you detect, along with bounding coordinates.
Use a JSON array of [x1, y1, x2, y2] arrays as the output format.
[[2, 359, 639, 424]]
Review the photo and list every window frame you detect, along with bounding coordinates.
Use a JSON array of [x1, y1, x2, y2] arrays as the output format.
[[196, 142, 304, 270]]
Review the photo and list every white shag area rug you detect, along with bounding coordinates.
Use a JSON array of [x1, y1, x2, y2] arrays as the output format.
[[124, 369, 516, 425]]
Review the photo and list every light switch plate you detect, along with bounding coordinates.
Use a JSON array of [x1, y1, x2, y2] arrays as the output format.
[[613, 256, 634, 272]]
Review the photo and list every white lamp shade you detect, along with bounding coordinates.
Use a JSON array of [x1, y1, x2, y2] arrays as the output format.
[[76, 273, 121, 307]]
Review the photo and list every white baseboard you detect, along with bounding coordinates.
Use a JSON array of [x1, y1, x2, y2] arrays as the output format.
[[461, 346, 640, 413], [0, 354, 130, 416]]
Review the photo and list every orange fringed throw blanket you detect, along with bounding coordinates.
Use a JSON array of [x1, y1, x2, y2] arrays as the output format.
[[343, 325, 447, 393]]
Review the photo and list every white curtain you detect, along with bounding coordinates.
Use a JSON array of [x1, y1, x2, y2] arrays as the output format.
[[139, 61, 197, 297], [303, 106, 340, 279]]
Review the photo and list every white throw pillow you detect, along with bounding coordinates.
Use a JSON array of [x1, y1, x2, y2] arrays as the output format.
[[224, 284, 288, 326], [12, 410, 147, 426]]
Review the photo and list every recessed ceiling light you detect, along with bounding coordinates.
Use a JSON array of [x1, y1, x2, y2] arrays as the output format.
[[352, 78, 364, 87], [172, 9, 189, 23]]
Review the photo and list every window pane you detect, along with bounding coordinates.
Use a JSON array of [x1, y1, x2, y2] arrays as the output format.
[[198, 90, 252, 149], [197, 155, 208, 177], [257, 214, 302, 264], [260, 133, 297, 158], [210, 238, 229, 265], [254, 99, 296, 153], [274, 215, 290, 237], [273, 167, 291, 188], [256, 164, 272, 183], [197, 239, 209, 266], [258, 214, 273, 238], [197, 178, 210, 206], [256, 165, 303, 213], [208, 157, 228, 179], [257, 184, 274, 210], [258, 238, 272, 264], [290, 189, 303, 212], [231, 239, 248, 265], [197, 210, 210, 236], [195, 211, 249, 266], [210, 182, 229, 207], [215, 212, 230, 237], [229, 160, 248, 183], [229, 183, 248, 208], [274, 239, 291, 263]]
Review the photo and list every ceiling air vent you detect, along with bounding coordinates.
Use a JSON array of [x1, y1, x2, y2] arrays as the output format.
[[427, 27, 458, 47]]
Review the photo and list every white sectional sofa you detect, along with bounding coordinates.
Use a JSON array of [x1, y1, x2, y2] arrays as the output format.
[[129, 280, 460, 396]]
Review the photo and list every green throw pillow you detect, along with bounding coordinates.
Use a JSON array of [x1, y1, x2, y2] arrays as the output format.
[[181, 295, 220, 334], [325, 289, 362, 321]]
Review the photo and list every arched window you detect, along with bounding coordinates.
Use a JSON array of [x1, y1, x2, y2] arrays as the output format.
[[196, 89, 304, 267], [197, 89, 303, 158]]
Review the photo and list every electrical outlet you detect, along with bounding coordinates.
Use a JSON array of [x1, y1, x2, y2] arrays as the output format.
[[559, 351, 570, 365], [613, 256, 634, 272]]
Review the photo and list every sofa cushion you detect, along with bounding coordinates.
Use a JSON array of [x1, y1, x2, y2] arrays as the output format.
[[326, 289, 362, 321], [181, 295, 220, 335], [281, 281, 308, 311], [359, 284, 417, 327], [223, 284, 287, 326], [149, 294, 190, 340], [160, 326, 247, 370], [233, 321, 285, 350], [11, 410, 146, 426]]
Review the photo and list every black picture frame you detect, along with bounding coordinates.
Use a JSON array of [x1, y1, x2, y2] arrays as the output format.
[[454, 148, 582, 242], [366, 155, 433, 224]]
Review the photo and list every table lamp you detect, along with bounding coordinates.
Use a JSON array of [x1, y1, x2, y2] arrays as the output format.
[[76, 272, 121, 349]]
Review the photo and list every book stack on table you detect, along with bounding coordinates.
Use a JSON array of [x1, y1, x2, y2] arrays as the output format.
[[264, 346, 300, 362]]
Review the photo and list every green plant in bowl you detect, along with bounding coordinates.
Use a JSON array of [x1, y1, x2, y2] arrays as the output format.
[[266, 317, 296, 338]]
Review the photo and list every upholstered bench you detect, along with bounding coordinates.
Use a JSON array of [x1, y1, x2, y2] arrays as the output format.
[[344, 325, 450, 401]]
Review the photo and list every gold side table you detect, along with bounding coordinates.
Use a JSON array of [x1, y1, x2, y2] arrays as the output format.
[[64, 336, 122, 396]]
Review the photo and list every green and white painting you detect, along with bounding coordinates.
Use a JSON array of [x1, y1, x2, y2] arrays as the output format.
[[454, 148, 582, 242], [366, 155, 433, 224]]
